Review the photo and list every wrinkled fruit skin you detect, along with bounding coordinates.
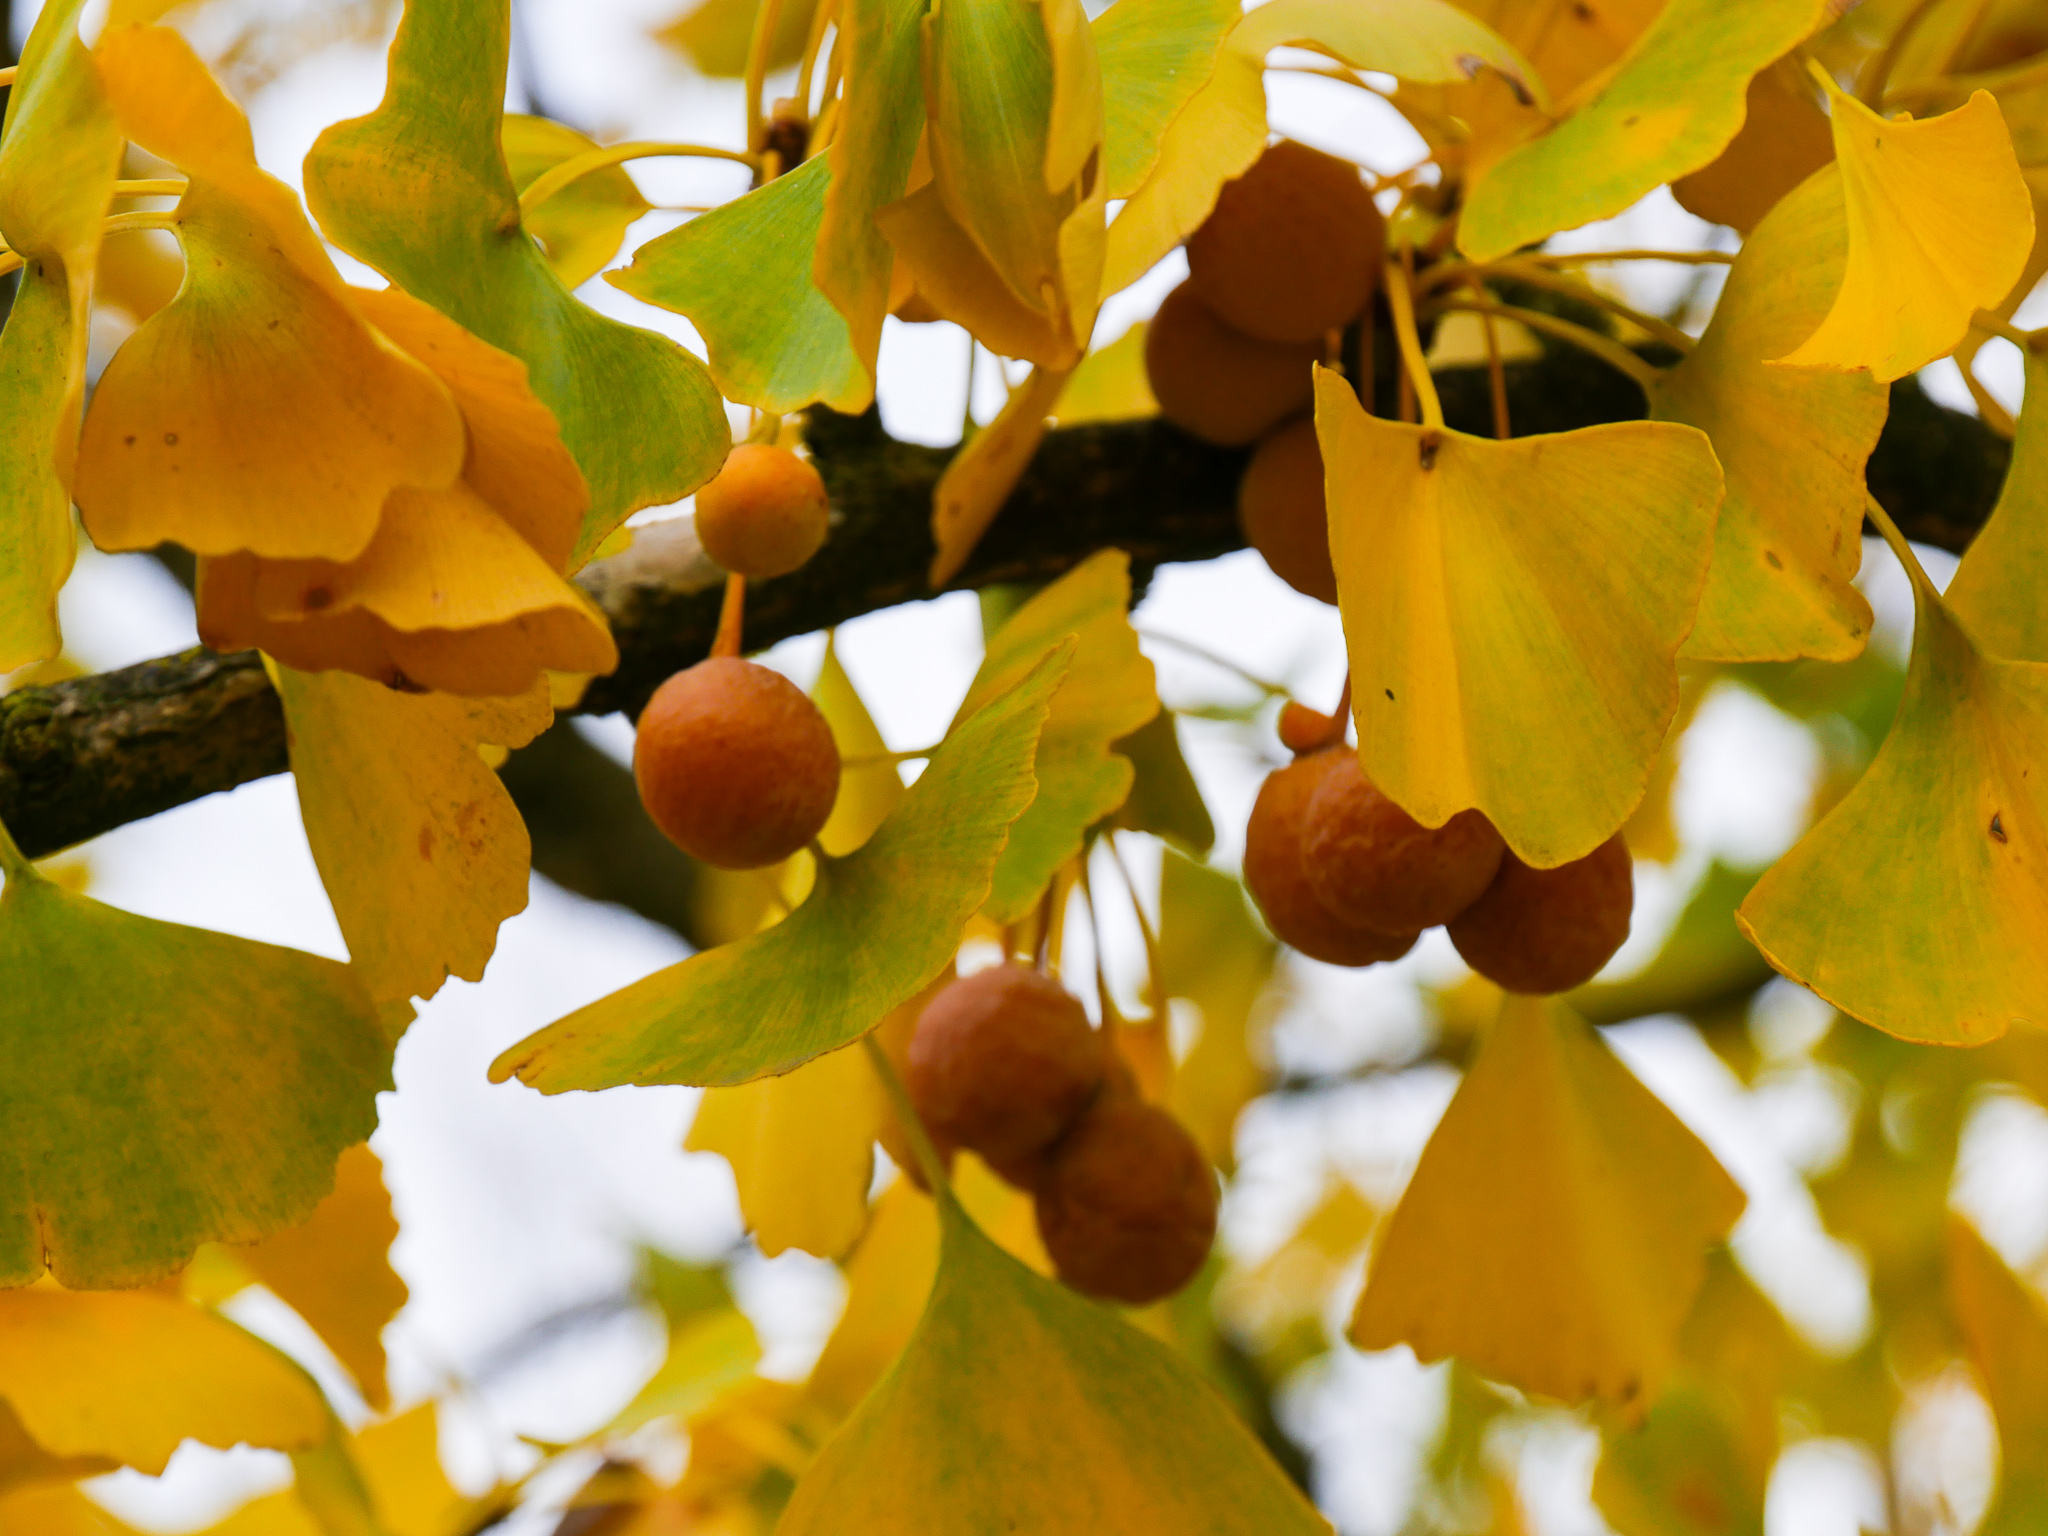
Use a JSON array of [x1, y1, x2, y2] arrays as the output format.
[[1144, 281, 1319, 447], [906, 964, 1105, 1173], [1238, 417, 1338, 604], [1302, 752, 1505, 932], [634, 656, 841, 870], [1187, 140, 1383, 344], [1448, 833, 1634, 995], [693, 443, 831, 580], [1035, 1093, 1218, 1306], [1243, 751, 1420, 966]]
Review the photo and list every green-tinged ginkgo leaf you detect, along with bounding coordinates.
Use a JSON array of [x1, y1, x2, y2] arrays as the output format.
[[1230, 0, 1543, 104], [1111, 708, 1213, 853], [75, 26, 464, 563], [612, 154, 869, 413], [1651, 168, 1883, 664], [0, 837, 392, 1289], [928, 362, 1071, 584], [957, 550, 1157, 922], [780, 1188, 1329, 1534], [1158, 850, 1276, 1169], [687, 1041, 883, 1259], [1094, 0, 1241, 199], [1099, 43, 1263, 296], [1457, 0, 1825, 262], [1945, 348, 2048, 662], [226, 1145, 408, 1413], [0, 0, 120, 671], [1775, 78, 2034, 381], [303, 0, 726, 565], [1316, 368, 1724, 867], [806, 1179, 942, 1419], [1736, 552, 2048, 1044], [1052, 321, 1158, 426], [1672, 54, 1835, 236], [0, 1290, 328, 1474], [1948, 1218, 2048, 1535], [489, 643, 1071, 1091], [271, 665, 551, 1006], [501, 114, 651, 289], [608, 1272, 761, 1434], [816, 0, 929, 383], [1351, 995, 1744, 1411]]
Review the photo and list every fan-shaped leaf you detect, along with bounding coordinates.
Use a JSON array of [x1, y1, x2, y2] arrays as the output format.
[[501, 114, 650, 289]]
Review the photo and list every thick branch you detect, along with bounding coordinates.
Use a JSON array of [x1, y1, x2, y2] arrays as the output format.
[[0, 355, 2012, 862]]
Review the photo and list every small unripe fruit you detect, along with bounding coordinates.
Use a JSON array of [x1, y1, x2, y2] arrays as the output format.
[[1277, 700, 1340, 756], [1243, 751, 1419, 967], [906, 964, 1105, 1172], [693, 443, 831, 580], [1238, 417, 1338, 604], [1448, 833, 1634, 994], [1302, 753, 1505, 932], [1035, 1093, 1217, 1305], [1144, 281, 1319, 447], [1187, 141, 1383, 343], [634, 657, 840, 870]]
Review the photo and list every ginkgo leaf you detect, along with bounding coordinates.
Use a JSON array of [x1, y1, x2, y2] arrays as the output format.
[[687, 1040, 883, 1259], [501, 114, 651, 289], [0, 1399, 113, 1495], [1650, 168, 1884, 663], [1215, 1180, 1373, 1367], [611, 154, 869, 413], [608, 1292, 761, 1434], [957, 550, 1158, 922], [1672, 53, 1836, 236], [657, 0, 819, 76], [1775, 78, 2035, 382], [270, 664, 551, 1006], [1094, 0, 1241, 200], [0, 0, 120, 670], [1736, 548, 2048, 1044], [816, 0, 929, 385], [927, 363, 1071, 584], [1948, 1218, 2048, 1534], [778, 1189, 1329, 1535], [816, 638, 907, 856], [807, 1180, 942, 1420], [0, 843, 392, 1289], [0, 1290, 327, 1474], [0, 1483, 139, 1536], [1944, 348, 2048, 663], [1158, 850, 1276, 1169], [1229, 0, 1544, 105], [1315, 368, 1724, 867], [76, 26, 465, 562], [878, 188, 1076, 370], [1457, 0, 1825, 262], [1350, 995, 1744, 1411], [231, 1145, 407, 1413], [489, 643, 1071, 1091], [1111, 708, 1213, 854], [1099, 43, 1263, 296], [303, 0, 727, 565], [1052, 321, 1158, 427]]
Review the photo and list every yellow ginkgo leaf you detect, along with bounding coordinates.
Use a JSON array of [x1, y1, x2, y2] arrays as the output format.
[[0, 0, 121, 670], [778, 1190, 1330, 1534], [0, 1483, 139, 1536], [1457, 0, 1826, 262], [269, 664, 551, 1005], [1672, 53, 1836, 235], [0, 1290, 327, 1475], [1158, 849, 1276, 1170], [1736, 537, 2048, 1044], [1316, 368, 1724, 867], [0, 830, 392, 1289], [1944, 348, 2048, 663], [1230, 0, 1543, 104], [1094, 0, 1243, 203], [926, 362, 1071, 585], [352, 1404, 475, 1536], [1775, 76, 2035, 381], [687, 1041, 883, 1260], [1948, 1218, 2048, 1531], [1350, 995, 1745, 1412], [231, 1144, 407, 1413], [1051, 321, 1158, 426], [816, 638, 906, 857], [879, 187, 1076, 371], [806, 1180, 941, 1420], [76, 26, 464, 561], [0, 1399, 113, 1495], [1650, 168, 1884, 663], [500, 115, 651, 290]]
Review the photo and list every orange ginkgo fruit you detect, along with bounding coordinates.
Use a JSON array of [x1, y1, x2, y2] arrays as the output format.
[[1237, 417, 1338, 603], [694, 443, 832, 580], [1144, 281, 1319, 447], [1243, 749, 1420, 967], [1448, 833, 1634, 994], [1302, 751, 1505, 932]]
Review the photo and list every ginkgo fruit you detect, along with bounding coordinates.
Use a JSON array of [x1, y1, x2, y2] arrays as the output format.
[[1302, 752, 1506, 933], [1276, 700, 1341, 756], [633, 657, 841, 870], [1034, 1088, 1218, 1305], [906, 963, 1105, 1177], [693, 443, 832, 580], [1186, 140, 1383, 344], [1238, 417, 1337, 603], [1143, 281, 1319, 447], [1447, 833, 1634, 995], [1244, 750, 1420, 967]]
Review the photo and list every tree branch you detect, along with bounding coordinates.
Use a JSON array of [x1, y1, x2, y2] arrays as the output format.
[[0, 354, 2012, 863]]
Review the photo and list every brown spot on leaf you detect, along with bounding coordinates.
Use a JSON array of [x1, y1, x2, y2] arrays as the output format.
[[1765, 550, 1783, 569], [1419, 431, 1442, 470], [418, 826, 435, 862], [163, 432, 179, 446], [124, 435, 136, 447], [1991, 812, 2008, 843], [1384, 688, 1395, 701], [302, 585, 333, 612]]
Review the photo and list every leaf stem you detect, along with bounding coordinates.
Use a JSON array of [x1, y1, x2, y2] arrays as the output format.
[[0, 249, 22, 279], [795, 0, 839, 121], [1864, 494, 1936, 592], [1971, 310, 2034, 350], [101, 210, 180, 238], [1433, 296, 1662, 392], [516, 141, 757, 220], [863, 1033, 953, 1196], [1488, 259, 1697, 354], [0, 814, 33, 882], [1133, 629, 1287, 696], [744, 0, 792, 156], [1383, 254, 1444, 430], [1861, 0, 1946, 107], [111, 178, 186, 198], [1470, 276, 1511, 439], [712, 572, 747, 658], [1105, 833, 1165, 1019]]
